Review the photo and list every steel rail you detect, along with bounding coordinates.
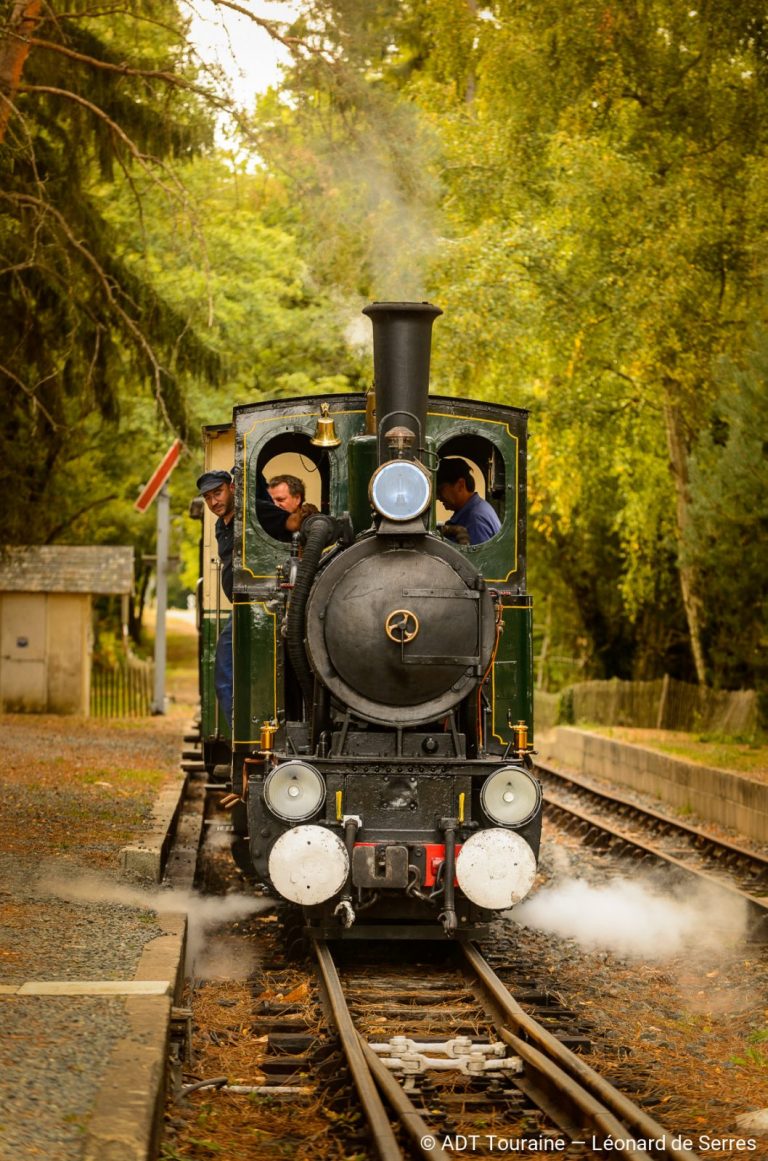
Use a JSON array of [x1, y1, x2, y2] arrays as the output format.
[[542, 793, 768, 935], [312, 938, 401, 1161], [313, 938, 450, 1161], [461, 941, 701, 1161], [535, 760, 768, 881], [357, 1037, 450, 1161]]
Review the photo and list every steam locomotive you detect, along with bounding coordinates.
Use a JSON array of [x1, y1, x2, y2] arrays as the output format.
[[195, 301, 541, 938]]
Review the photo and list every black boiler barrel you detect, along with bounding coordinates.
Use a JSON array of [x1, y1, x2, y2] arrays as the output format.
[[362, 301, 442, 463]]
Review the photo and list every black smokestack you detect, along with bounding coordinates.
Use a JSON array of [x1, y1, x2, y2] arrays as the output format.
[[362, 301, 442, 464]]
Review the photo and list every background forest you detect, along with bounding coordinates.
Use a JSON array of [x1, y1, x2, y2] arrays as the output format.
[[1, 0, 766, 715]]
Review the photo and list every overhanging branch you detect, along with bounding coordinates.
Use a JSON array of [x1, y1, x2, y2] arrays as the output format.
[[2, 189, 177, 432], [29, 36, 229, 107]]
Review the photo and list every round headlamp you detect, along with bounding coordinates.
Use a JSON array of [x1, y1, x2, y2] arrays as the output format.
[[264, 761, 326, 822], [480, 766, 541, 827], [370, 460, 431, 522]]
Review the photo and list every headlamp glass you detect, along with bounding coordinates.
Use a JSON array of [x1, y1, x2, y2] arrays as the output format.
[[370, 460, 431, 522], [480, 766, 541, 827], [264, 761, 326, 822]]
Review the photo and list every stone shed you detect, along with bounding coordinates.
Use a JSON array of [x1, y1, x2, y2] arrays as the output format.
[[0, 546, 133, 714]]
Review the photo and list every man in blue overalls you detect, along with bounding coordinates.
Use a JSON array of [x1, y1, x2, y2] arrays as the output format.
[[436, 457, 501, 545], [197, 469, 236, 727]]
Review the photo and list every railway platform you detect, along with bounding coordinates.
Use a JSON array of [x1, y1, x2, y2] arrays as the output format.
[[0, 710, 193, 1161]]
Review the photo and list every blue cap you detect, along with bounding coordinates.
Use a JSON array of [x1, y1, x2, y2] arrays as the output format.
[[196, 469, 232, 495]]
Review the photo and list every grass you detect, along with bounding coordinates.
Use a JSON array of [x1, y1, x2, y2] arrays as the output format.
[[580, 724, 768, 776], [142, 606, 199, 718], [80, 766, 168, 789], [730, 1029, 768, 1069]]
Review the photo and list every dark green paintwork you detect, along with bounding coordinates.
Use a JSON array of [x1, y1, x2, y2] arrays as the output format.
[[426, 406, 525, 587], [236, 396, 367, 589], [200, 613, 230, 740], [232, 393, 527, 593], [232, 599, 280, 745], [491, 602, 535, 746], [347, 435, 378, 534]]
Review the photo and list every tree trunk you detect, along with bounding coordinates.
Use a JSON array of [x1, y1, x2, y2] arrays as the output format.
[[0, 0, 42, 144], [465, 0, 477, 105], [662, 391, 707, 685], [129, 564, 152, 646]]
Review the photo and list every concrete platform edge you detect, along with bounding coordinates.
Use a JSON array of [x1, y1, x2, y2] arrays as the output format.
[[539, 726, 768, 844], [120, 771, 188, 882], [87, 740, 193, 1160], [82, 913, 187, 1161]]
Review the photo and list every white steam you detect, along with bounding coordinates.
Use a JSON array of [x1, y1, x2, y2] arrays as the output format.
[[344, 309, 373, 351], [203, 824, 238, 851], [36, 870, 275, 978], [509, 876, 747, 959]]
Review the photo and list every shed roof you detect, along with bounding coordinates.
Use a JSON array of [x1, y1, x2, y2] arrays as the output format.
[[0, 546, 134, 595]]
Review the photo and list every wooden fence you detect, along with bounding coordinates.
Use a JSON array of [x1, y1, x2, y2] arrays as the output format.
[[90, 659, 154, 718], [539, 676, 759, 738]]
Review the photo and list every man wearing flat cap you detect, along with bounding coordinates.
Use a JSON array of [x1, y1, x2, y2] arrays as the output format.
[[197, 466, 318, 726], [436, 457, 501, 546], [197, 469, 236, 726]]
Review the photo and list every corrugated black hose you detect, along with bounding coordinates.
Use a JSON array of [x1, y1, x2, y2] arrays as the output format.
[[286, 514, 338, 712]]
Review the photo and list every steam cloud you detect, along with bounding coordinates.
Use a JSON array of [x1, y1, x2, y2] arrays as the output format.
[[36, 869, 275, 978], [509, 875, 748, 959]]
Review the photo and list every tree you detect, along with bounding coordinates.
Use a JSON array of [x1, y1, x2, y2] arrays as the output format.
[[4, 0, 766, 697], [101, 154, 365, 412], [684, 337, 768, 698], [0, 0, 221, 544], [0, 1, 42, 143], [405, 0, 768, 687], [243, 2, 445, 302]]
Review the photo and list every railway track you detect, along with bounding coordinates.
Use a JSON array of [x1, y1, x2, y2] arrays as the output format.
[[534, 760, 768, 939], [163, 754, 767, 1160], [166, 779, 704, 1160], [311, 936, 701, 1160]]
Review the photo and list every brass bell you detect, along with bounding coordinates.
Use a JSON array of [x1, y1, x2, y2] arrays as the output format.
[[310, 402, 341, 448]]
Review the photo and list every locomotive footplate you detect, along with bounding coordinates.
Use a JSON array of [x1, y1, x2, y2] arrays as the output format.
[[352, 842, 411, 888]]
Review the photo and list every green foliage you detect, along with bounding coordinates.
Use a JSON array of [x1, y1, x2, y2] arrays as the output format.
[[729, 1028, 768, 1069], [98, 152, 369, 614], [417, 0, 768, 687], [202, 0, 767, 692], [684, 337, 768, 696], [0, 2, 364, 639], [3, 0, 766, 696], [0, 0, 219, 546], [248, 7, 444, 301], [100, 155, 362, 410]]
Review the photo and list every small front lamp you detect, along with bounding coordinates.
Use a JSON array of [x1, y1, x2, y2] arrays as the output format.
[[264, 761, 326, 822], [369, 459, 431, 522]]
